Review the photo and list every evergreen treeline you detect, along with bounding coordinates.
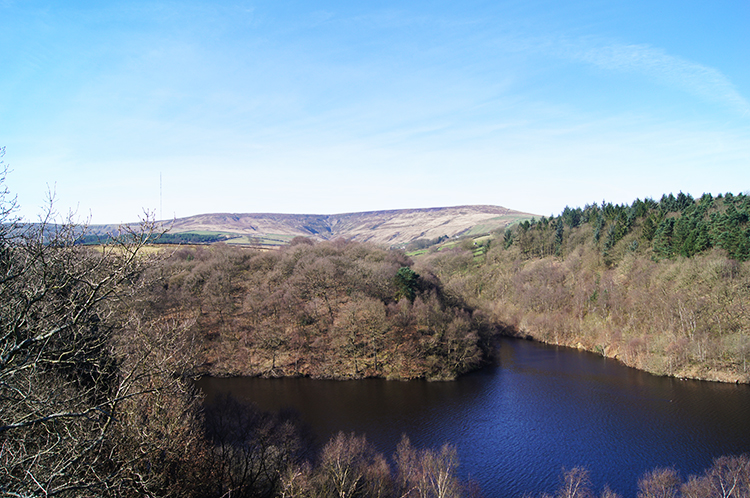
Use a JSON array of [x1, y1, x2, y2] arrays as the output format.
[[76, 231, 232, 245], [417, 192, 750, 383], [506, 191, 750, 262]]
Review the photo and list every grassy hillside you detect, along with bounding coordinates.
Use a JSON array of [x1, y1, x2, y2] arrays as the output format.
[[85, 205, 536, 247]]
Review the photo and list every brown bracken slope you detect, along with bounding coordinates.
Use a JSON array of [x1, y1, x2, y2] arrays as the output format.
[[157, 205, 536, 246]]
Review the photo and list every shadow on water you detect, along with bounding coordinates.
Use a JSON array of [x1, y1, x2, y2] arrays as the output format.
[[196, 337, 750, 497]]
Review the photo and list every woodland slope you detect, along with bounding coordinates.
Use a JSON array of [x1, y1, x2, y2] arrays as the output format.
[[418, 192, 750, 383], [142, 238, 496, 380]]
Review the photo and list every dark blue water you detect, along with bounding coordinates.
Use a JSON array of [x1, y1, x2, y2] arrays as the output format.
[[196, 337, 750, 497]]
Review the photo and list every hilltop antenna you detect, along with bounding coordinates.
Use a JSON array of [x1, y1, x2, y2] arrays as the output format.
[[160, 172, 163, 221]]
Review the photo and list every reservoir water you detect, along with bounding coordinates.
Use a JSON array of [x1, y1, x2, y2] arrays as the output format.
[[196, 337, 750, 497]]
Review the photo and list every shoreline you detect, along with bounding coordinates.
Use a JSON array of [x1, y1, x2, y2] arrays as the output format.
[[503, 330, 750, 385], [197, 330, 748, 385]]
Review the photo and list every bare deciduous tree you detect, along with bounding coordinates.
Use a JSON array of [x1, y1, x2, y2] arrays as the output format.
[[0, 170, 193, 496], [395, 436, 462, 498], [637, 467, 681, 498]]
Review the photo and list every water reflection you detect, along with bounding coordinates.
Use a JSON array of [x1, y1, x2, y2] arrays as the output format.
[[197, 337, 750, 497]]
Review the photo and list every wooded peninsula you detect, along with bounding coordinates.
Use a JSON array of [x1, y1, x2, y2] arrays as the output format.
[[143, 237, 493, 381]]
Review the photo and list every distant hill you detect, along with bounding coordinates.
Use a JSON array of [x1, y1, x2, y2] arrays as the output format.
[[89, 205, 537, 247]]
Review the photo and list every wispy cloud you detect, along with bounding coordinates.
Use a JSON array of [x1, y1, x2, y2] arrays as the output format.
[[560, 39, 750, 116]]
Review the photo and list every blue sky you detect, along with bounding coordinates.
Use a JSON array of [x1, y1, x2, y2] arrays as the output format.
[[1, 1, 748, 224]]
